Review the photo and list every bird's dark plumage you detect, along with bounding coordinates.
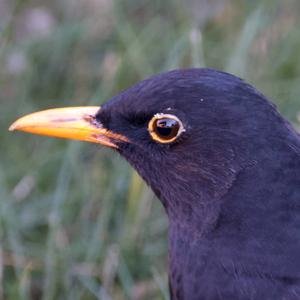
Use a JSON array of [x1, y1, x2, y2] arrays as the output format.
[[96, 68, 300, 300], [11, 68, 300, 299]]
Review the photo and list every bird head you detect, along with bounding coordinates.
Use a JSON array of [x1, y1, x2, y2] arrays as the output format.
[[10, 68, 288, 229]]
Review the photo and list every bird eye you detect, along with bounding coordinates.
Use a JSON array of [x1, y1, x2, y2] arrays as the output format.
[[148, 114, 185, 143]]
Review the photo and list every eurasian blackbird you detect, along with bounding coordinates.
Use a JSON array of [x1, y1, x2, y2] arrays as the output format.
[[10, 68, 300, 300]]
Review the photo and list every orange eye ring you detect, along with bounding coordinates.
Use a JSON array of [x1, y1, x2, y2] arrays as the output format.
[[148, 113, 185, 143]]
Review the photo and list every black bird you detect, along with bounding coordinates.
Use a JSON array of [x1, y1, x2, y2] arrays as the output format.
[[10, 68, 300, 300]]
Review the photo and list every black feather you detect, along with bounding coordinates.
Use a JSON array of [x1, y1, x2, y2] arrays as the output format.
[[97, 68, 300, 299]]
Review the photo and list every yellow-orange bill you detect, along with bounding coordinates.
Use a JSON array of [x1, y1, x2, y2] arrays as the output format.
[[9, 106, 128, 148]]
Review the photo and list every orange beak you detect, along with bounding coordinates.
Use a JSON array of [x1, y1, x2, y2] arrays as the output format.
[[9, 107, 128, 148]]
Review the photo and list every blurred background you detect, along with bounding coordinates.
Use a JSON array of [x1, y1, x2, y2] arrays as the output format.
[[1, 0, 300, 299]]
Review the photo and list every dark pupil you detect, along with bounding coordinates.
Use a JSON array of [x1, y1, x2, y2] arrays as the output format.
[[155, 118, 180, 139]]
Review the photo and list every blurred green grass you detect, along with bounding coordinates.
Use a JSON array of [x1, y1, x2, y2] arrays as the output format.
[[1, 0, 300, 299]]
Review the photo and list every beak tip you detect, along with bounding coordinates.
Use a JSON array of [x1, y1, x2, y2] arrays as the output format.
[[9, 122, 17, 131], [9, 119, 26, 132]]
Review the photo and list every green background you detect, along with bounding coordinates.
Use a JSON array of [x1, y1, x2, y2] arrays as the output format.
[[1, 0, 300, 299]]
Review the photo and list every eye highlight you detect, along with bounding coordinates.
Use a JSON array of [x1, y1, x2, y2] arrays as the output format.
[[148, 113, 185, 143]]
